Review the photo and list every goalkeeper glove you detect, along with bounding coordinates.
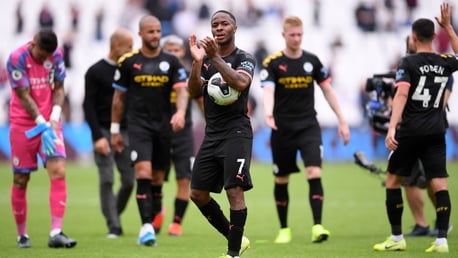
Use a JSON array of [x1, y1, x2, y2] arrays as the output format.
[[25, 122, 58, 156]]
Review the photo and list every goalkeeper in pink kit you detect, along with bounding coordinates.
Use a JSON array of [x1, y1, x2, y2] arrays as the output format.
[[6, 29, 77, 249]]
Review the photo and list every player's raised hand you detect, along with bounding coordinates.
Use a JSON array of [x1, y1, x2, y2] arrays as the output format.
[[189, 34, 205, 62], [435, 2, 452, 28]]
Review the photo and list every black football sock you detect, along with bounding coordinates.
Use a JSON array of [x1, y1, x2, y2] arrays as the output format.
[[150, 185, 163, 218], [198, 198, 230, 237], [308, 178, 324, 225], [227, 208, 247, 257], [173, 198, 189, 224], [136, 179, 153, 224], [386, 188, 403, 235], [435, 190, 451, 238], [274, 183, 288, 228]]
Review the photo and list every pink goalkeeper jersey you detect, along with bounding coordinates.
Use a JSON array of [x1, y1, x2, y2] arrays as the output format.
[[6, 42, 66, 126]]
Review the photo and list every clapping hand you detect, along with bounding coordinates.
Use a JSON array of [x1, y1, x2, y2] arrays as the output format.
[[189, 34, 206, 62]]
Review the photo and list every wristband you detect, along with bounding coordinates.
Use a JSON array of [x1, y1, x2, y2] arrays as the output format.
[[50, 105, 62, 122], [35, 115, 46, 125], [110, 123, 120, 134]]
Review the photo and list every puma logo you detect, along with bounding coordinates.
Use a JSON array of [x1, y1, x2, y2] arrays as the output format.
[[133, 63, 142, 70], [136, 194, 147, 199]]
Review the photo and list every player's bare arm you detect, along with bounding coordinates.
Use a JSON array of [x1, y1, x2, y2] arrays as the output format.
[[262, 85, 278, 130], [436, 3, 458, 54], [111, 89, 125, 153], [321, 83, 350, 145], [52, 81, 65, 107], [14, 87, 41, 120], [385, 85, 408, 151], [170, 86, 188, 132], [188, 34, 204, 97], [50, 81, 65, 129]]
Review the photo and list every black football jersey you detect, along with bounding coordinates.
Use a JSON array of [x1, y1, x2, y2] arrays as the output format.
[[113, 49, 187, 134], [260, 50, 330, 129], [395, 53, 458, 137], [201, 48, 256, 140]]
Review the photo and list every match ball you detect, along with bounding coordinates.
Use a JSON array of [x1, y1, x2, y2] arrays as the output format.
[[207, 72, 240, 105]]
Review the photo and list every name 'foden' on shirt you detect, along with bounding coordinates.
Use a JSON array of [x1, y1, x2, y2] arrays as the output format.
[[419, 65, 444, 75]]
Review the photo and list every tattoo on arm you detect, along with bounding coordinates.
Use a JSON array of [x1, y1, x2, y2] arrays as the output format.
[[52, 81, 65, 107], [14, 87, 41, 119], [111, 90, 125, 123]]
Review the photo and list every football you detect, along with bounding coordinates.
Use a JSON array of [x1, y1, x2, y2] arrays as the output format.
[[207, 72, 240, 105]]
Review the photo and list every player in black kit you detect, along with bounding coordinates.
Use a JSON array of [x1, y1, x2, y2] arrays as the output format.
[[110, 15, 188, 247], [373, 3, 458, 253], [260, 16, 350, 244], [152, 34, 203, 236], [188, 10, 255, 258]]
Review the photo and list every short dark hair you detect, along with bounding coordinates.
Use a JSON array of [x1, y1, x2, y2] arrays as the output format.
[[212, 10, 237, 25], [412, 18, 434, 42], [35, 29, 58, 53]]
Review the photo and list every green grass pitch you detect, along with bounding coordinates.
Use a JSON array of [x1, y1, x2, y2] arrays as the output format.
[[0, 160, 457, 258]]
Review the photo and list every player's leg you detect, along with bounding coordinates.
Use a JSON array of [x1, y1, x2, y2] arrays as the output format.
[[374, 137, 418, 251], [9, 126, 38, 248], [191, 139, 230, 237], [426, 182, 452, 236], [150, 168, 165, 232], [271, 129, 297, 244], [191, 138, 247, 257], [46, 156, 77, 248], [425, 177, 450, 252], [168, 136, 193, 236], [373, 172, 406, 251], [300, 126, 329, 243], [150, 135, 170, 234], [11, 173, 31, 248], [305, 166, 330, 243], [168, 177, 190, 236], [404, 186, 429, 236], [134, 160, 156, 246], [12, 171, 32, 248], [423, 135, 450, 253], [43, 124, 76, 248], [152, 162, 169, 233], [223, 137, 252, 257], [404, 159, 430, 236], [225, 186, 247, 257], [273, 175, 291, 244], [129, 127, 156, 246], [114, 129, 135, 217]]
